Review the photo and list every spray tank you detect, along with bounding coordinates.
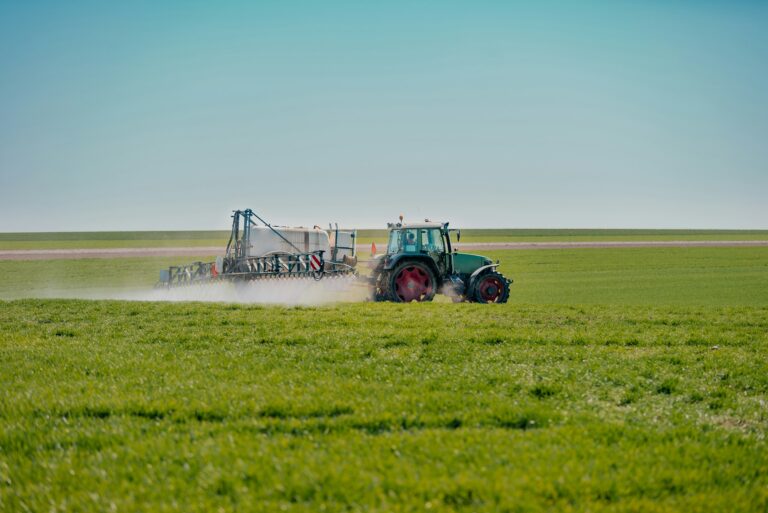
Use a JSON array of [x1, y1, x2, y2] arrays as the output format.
[[158, 209, 357, 288]]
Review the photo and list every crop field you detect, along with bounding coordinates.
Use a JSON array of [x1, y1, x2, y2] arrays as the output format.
[[1, 245, 767, 512], [2, 301, 767, 512], [0, 247, 766, 306], [355, 229, 768, 246], [2, 229, 768, 250], [0, 231, 229, 250]]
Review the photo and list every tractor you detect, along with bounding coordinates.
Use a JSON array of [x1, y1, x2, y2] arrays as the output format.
[[370, 220, 511, 303]]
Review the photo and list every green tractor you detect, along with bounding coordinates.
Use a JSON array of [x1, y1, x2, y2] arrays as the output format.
[[370, 221, 512, 303]]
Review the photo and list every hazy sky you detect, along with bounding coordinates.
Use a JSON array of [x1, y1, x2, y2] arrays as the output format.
[[1, 1, 766, 231]]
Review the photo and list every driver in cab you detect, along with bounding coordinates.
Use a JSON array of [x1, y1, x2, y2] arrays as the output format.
[[405, 231, 417, 252]]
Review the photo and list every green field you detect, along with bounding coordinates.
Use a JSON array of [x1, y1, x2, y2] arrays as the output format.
[[1, 245, 767, 511], [2, 229, 768, 250], [0, 231, 228, 250], [1, 301, 766, 512], [1, 247, 766, 306], [355, 229, 768, 246]]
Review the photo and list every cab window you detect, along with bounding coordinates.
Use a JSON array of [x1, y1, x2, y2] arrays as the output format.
[[387, 230, 401, 254], [403, 229, 418, 252], [420, 228, 444, 252]]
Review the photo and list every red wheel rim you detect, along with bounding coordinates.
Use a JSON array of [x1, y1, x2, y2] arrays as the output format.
[[478, 276, 504, 303], [394, 266, 432, 302]]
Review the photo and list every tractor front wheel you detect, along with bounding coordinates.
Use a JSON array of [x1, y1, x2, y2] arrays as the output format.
[[471, 272, 510, 304], [389, 261, 436, 303]]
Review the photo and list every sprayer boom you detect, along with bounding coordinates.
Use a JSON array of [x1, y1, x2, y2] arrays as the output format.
[[157, 209, 357, 288]]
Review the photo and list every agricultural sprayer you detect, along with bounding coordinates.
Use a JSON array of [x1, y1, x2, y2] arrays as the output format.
[[157, 209, 358, 287], [158, 210, 512, 303]]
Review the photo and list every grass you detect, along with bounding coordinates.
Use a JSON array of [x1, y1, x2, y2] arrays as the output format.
[[1, 300, 766, 512], [482, 246, 768, 307], [2, 229, 768, 250], [1, 243, 767, 511], [1, 247, 766, 306], [0, 256, 216, 298]]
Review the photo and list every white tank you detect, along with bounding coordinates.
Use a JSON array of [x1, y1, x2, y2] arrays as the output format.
[[246, 226, 331, 257]]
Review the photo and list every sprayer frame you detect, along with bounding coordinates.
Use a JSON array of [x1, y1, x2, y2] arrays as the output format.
[[157, 209, 357, 288]]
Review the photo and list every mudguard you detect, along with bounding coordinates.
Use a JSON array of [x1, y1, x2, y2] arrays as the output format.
[[468, 263, 500, 286], [382, 253, 439, 273]]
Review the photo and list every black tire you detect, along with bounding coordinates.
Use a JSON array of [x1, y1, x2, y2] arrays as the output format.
[[471, 272, 510, 304], [388, 261, 436, 303]]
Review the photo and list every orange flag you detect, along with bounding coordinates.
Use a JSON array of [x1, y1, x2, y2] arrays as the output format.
[[371, 242, 377, 256]]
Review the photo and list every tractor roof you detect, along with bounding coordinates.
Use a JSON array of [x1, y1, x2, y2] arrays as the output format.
[[389, 222, 447, 229]]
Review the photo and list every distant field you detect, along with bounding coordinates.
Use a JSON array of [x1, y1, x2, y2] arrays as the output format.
[[1, 300, 766, 512], [1, 229, 768, 250], [1, 247, 766, 306], [355, 228, 768, 246], [0, 231, 229, 250]]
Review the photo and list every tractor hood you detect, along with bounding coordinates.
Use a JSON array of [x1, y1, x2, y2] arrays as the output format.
[[453, 252, 493, 275]]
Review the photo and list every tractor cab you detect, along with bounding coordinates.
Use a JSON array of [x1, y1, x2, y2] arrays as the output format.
[[384, 222, 453, 279], [386, 223, 450, 255]]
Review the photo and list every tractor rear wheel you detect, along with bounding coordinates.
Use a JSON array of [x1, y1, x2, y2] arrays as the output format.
[[389, 261, 436, 302], [471, 272, 510, 304]]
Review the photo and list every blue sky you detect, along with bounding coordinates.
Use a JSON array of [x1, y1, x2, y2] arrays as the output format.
[[1, 1, 766, 231]]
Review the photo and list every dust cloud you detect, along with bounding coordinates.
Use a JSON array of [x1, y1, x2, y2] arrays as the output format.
[[31, 277, 370, 305]]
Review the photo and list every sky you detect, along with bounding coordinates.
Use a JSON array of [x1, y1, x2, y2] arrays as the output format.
[[1, 0, 767, 231]]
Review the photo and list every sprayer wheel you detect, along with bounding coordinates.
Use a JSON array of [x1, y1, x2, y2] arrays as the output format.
[[389, 261, 436, 303]]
